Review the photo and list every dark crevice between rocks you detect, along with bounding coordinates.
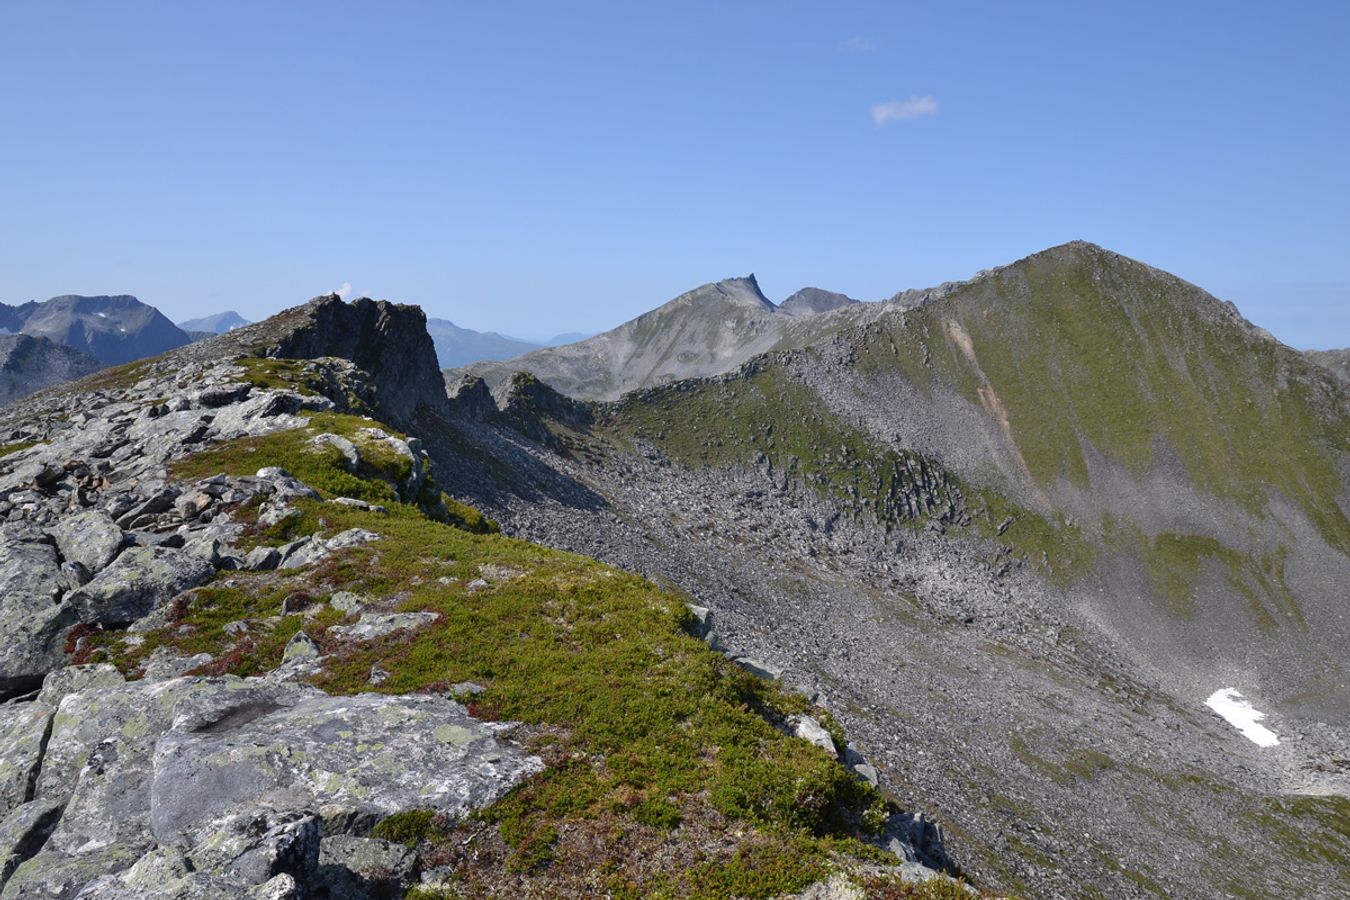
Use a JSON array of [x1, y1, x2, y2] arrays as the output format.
[[22, 711, 55, 805]]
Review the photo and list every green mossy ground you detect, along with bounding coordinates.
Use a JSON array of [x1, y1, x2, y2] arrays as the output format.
[[81, 365, 945, 898], [0, 441, 38, 458]]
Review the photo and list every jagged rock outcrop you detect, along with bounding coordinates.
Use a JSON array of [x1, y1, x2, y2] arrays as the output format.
[[0, 336, 102, 407], [261, 295, 451, 429]]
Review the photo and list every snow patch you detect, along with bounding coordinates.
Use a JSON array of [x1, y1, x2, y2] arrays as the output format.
[[1206, 688, 1279, 747]]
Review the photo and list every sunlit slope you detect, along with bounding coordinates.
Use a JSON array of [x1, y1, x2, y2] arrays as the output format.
[[605, 241, 1350, 715]]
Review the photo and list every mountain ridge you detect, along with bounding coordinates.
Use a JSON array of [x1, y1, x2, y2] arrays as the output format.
[[432, 241, 1350, 897], [2, 294, 192, 366]]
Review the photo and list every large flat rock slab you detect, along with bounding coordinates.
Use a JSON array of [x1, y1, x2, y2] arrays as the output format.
[[151, 692, 543, 846]]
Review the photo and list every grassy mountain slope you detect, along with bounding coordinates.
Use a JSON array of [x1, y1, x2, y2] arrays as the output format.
[[584, 243, 1350, 720], [24, 341, 969, 898], [427, 243, 1350, 897]]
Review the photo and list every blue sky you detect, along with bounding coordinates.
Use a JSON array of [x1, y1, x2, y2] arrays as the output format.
[[1, 2, 1347, 347]]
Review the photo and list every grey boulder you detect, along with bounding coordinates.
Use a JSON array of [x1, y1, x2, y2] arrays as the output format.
[[67, 546, 215, 626], [0, 523, 76, 694], [0, 705, 55, 817], [50, 510, 124, 574], [326, 612, 438, 643], [151, 692, 543, 846]]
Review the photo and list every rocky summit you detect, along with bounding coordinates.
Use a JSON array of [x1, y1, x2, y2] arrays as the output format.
[[0, 245, 1346, 899]]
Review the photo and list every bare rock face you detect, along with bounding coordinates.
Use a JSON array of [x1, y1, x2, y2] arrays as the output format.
[[263, 296, 451, 429]]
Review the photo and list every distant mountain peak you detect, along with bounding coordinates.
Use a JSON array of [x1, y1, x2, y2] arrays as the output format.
[[1, 294, 191, 366], [779, 287, 859, 317], [178, 310, 250, 335], [706, 275, 775, 310]]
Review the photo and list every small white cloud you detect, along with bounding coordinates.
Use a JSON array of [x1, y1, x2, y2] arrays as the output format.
[[838, 35, 874, 53], [334, 282, 352, 299], [871, 95, 940, 126]]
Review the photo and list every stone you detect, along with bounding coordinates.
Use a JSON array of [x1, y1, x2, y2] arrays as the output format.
[[114, 486, 180, 528], [314, 835, 416, 900], [685, 604, 714, 640], [255, 503, 299, 529], [326, 612, 438, 643], [190, 810, 320, 886], [276, 538, 321, 570], [788, 714, 838, 758], [324, 528, 380, 551], [150, 692, 543, 847], [0, 523, 76, 695], [730, 655, 781, 681], [1, 844, 144, 899], [36, 664, 125, 707], [50, 510, 124, 573], [68, 845, 302, 899], [173, 491, 213, 519], [310, 434, 360, 472], [242, 546, 281, 572], [141, 649, 214, 682], [282, 632, 319, 661], [0, 799, 66, 891], [327, 592, 365, 614], [58, 562, 92, 591], [67, 545, 216, 626], [0, 705, 54, 817]]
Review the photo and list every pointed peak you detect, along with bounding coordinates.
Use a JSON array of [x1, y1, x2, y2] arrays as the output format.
[[709, 274, 775, 310]]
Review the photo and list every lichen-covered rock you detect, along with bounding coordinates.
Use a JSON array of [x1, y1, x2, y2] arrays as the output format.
[[36, 665, 125, 708], [0, 523, 75, 695], [1, 844, 145, 899], [0, 705, 54, 817], [67, 546, 215, 626], [281, 632, 318, 661], [326, 612, 438, 643], [314, 835, 417, 899], [50, 510, 124, 574], [0, 799, 65, 891], [70, 846, 301, 899], [187, 810, 320, 887], [151, 692, 542, 847]]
